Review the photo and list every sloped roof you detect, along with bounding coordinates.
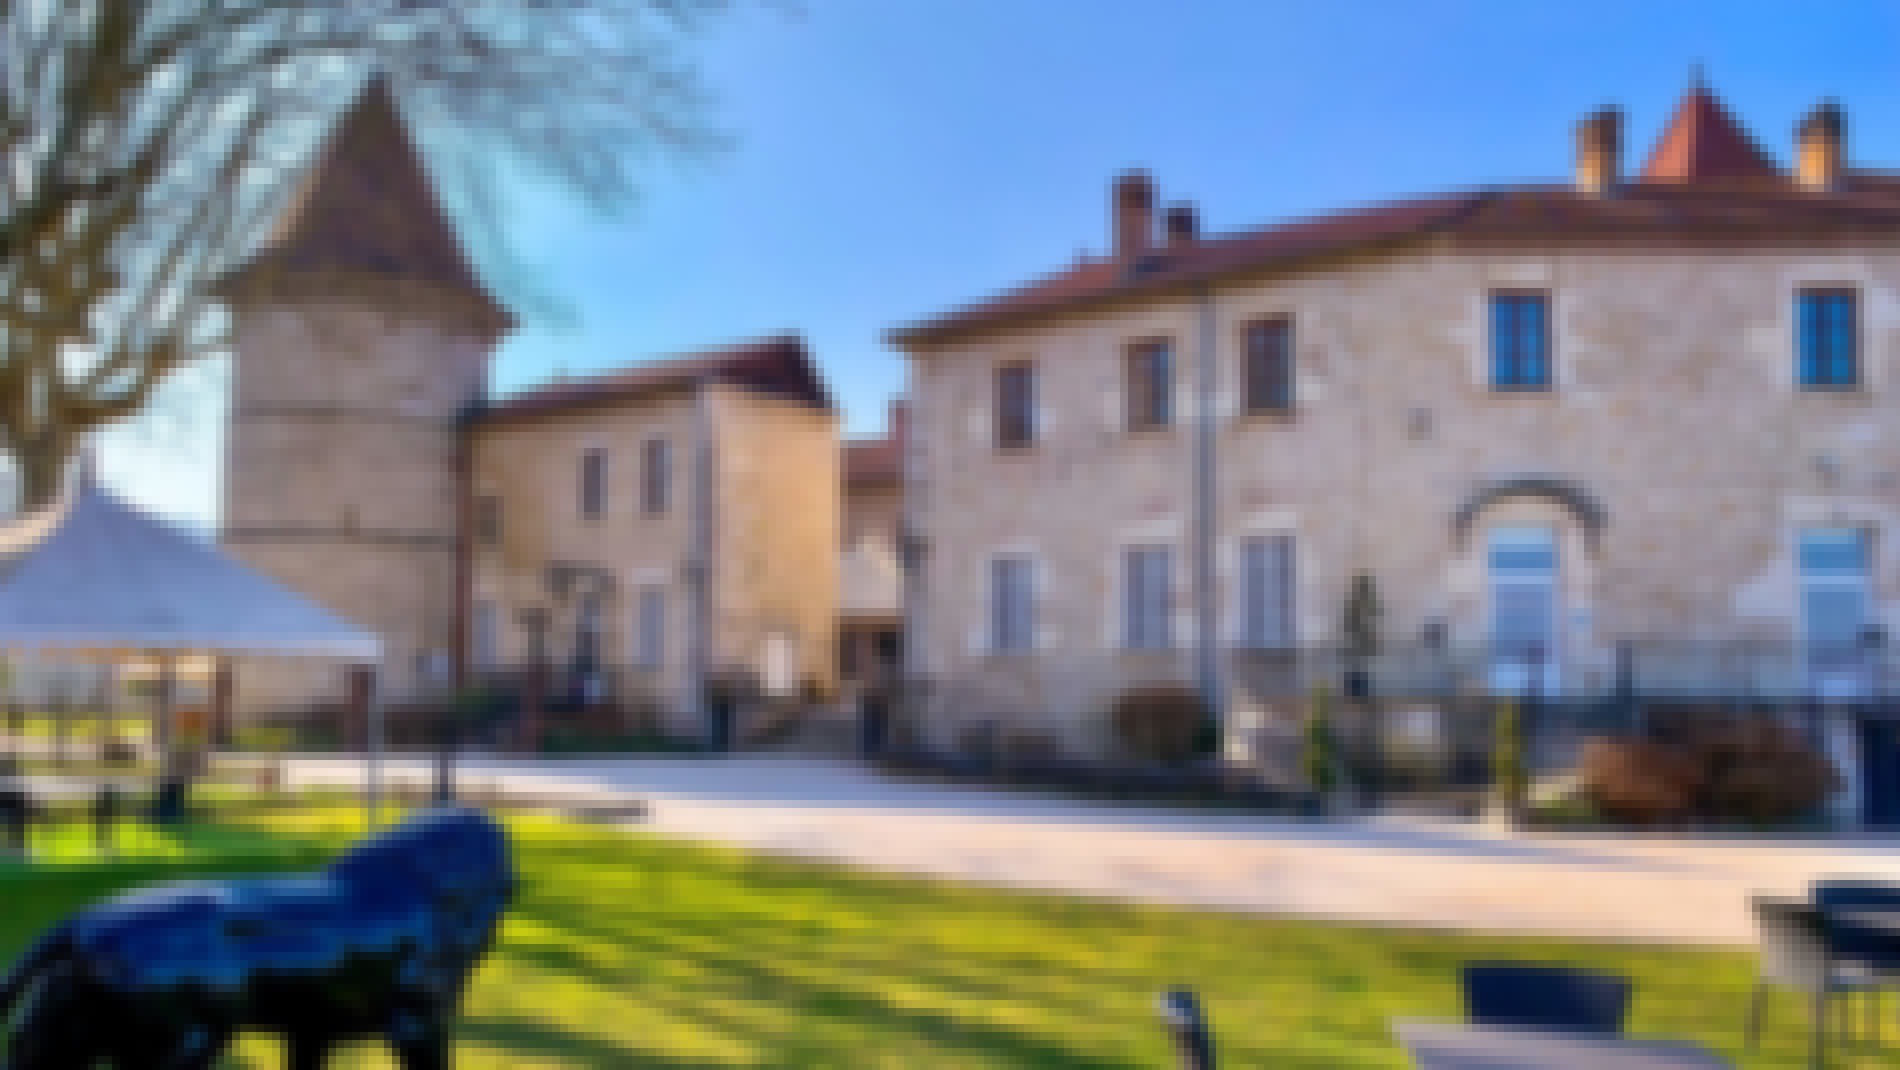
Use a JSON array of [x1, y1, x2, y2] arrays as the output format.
[[844, 401, 906, 488], [475, 333, 833, 425], [844, 437, 902, 488], [0, 469, 380, 657], [227, 78, 512, 331], [1638, 85, 1782, 183], [892, 87, 1900, 347]]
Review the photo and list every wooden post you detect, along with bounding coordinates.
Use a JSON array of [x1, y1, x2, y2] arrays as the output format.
[[210, 657, 234, 748], [520, 662, 546, 756], [154, 653, 176, 761], [345, 664, 374, 753], [345, 664, 383, 824]]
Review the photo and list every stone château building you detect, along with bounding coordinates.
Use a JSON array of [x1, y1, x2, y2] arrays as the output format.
[[218, 80, 851, 722], [892, 85, 1900, 820]]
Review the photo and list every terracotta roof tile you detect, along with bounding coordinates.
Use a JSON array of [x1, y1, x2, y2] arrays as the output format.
[[1638, 86, 1782, 183], [892, 89, 1900, 347], [475, 333, 832, 424]]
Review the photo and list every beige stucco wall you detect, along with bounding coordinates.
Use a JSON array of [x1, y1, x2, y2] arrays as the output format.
[[906, 238, 1900, 753], [471, 391, 699, 719], [223, 296, 491, 713], [842, 480, 903, 617], [708, 386, 842, 696], [470, 385, 840, 729]]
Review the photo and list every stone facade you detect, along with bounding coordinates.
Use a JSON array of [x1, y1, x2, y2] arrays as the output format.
[[470, 367, 841, 735], [839, 406, 906, 688], [223, 295, 490, 709], [219, 82, 843, 733], [895, 90, 1900, 776]]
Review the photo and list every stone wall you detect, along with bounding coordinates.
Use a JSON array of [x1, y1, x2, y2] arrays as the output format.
[[223, 296, 491, 713], [470, 385, 840, 730], [471, 391, 700, 719], [905, 238, 1900, 753], [709, 386, 842, 697]]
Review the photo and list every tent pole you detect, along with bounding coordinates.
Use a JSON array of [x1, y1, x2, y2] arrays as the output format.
[[366, 662, 384, 826]]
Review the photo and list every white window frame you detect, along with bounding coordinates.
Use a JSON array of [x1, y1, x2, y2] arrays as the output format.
[[1238, 533, 1297, 649], [634, 585, 666, 670], [643, 437, 671, 515], [989, 556, 1036, 653], [1486, 526, 1560, 694], [472, 600, 500, 669], [1122, 545, 1175, 651], [580, 447, 608, 520], [1800, 527, 1874, 698]]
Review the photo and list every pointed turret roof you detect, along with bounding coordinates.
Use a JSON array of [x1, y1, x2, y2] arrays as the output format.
[[228, 77, 511, 331], [1638, 84, 1782, 183]]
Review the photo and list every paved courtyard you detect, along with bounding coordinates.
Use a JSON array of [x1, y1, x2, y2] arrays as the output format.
[[284, 754, 1900, 948]]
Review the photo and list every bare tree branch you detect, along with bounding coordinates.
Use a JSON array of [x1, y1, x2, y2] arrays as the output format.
[[0, 0, 735, 509]]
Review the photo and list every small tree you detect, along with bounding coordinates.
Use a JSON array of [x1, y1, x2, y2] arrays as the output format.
[[1340, 573, 1383, 663], [1302, 683, 1339, 797], [1339, 572, 1383, 703], [1492, 698, 1528, 821]]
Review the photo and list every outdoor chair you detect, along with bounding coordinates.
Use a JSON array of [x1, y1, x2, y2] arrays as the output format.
[[1460, 960, 1632, 1034], [1810, 880, 1900, 1044], [1749, 895, 1894, 1068]]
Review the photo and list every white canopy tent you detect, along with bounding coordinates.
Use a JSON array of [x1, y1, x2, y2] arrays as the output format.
[[0, 466, 386, 814]]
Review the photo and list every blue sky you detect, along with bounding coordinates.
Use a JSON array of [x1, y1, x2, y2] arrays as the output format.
[[101, 0, 1900, 526]]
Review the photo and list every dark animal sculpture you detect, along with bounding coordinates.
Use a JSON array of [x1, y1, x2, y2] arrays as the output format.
[[0, 807, 513, 1069]]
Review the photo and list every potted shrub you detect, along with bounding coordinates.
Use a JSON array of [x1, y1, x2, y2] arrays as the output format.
[[1490, 698, 1529, 827], [1302, 683, 1349, 816], [1110, 684, 1213, 767]]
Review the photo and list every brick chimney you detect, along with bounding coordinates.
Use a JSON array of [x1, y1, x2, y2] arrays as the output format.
[[1797, 98, 1845, 191], [887, 398, 909, 448], [1113, 170, 1157, 261], [1164, 201, 1199, 248], [1574, 106, 1622, 195]]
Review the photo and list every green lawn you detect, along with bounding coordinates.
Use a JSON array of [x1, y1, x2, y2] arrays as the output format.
[[0, 808, 1876, 1068], [1, 714, 151, 741]]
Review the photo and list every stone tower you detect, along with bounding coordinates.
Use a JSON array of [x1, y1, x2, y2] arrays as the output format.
[[220, 78, 512, 706]]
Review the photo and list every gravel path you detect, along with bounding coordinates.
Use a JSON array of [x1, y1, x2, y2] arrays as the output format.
[[284, 754, 1900, 947]]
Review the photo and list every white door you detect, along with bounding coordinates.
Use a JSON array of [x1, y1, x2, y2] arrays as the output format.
[[763, 631, 799, 698], [1488, 527, 1560, 695], [1801, 528, 1873, 698]]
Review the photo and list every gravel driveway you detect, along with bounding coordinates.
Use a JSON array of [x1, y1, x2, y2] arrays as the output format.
[[284, 754, 1900, 947]]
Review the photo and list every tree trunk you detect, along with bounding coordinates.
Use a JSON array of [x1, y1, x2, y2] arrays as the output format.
[[12, 434, 74, 512]]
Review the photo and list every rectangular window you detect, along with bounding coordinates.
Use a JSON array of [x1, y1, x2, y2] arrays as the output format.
[[521, 608, 552, 665], [1489, 292, 1551, 391], [1125, 339, 1174, 430], [580, 448, 607, 519], [1240, 534, 1296, 647], [1799, 288, 1859, 389], [475, 495, 501, 547], [634, 585, 666, 669], [472, 600, 500, 668], [642, 438, 670, 514], [996, 362, 1037, 448], [990, 557, 1035, 653], [1242, 319, 1294, 413], [1801, 528, 1872, 696], [1122, 545, 1175, 650], [1487, 527, 1559, 693]]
